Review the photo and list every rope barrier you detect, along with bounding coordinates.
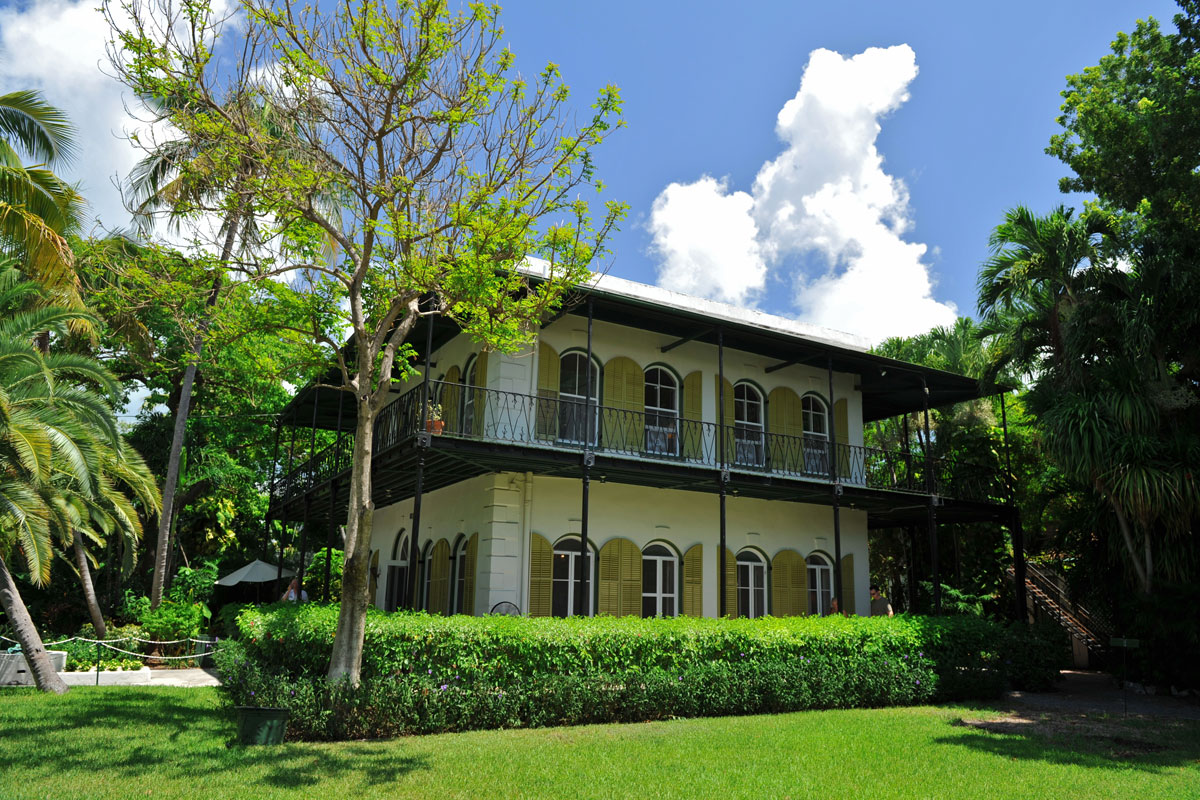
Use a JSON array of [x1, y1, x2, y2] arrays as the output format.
[[93, 641, 216, 660], [3, 634, 216, 647]]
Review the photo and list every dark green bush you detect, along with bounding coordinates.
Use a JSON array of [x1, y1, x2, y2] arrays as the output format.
[[138, 601, 205, 642], [214, 605, 1060, 741]]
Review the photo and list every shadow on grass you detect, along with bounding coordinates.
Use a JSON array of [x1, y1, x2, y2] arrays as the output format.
[[0, 688, 430, 790], [934, 704, 1200, 774]]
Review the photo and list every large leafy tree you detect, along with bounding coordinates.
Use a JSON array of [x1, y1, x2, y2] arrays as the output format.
[[108, 0, 626, 682]]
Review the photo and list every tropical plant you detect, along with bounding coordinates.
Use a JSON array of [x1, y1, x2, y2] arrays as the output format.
[[0, 90, 86, 314]]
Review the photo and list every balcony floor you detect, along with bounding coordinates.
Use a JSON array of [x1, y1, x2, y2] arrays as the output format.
[[269, 432, 1009, 530]]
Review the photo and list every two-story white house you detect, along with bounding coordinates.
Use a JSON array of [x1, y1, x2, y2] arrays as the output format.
[[267, 272, 1011, 620]]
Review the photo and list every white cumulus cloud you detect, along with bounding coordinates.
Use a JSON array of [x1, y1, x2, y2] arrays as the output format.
[[0, 0, 142, 234], [650, 44, 957, 343]]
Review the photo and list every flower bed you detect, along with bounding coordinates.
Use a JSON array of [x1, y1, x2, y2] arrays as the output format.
[[215, 605, 1063, 741]]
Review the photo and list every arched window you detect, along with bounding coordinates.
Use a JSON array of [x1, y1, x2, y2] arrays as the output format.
[[452, 537, 470, 614], [807, 553, 834, 616], [384, 530, 408, 612], [552, 537, 594, 617], [737, 550, 767, 618], [559, 353, 599, 444], [641, 544, 677, 617], [643, 368, 679, 456], [734, 383, 765, 467], [801, 395, 830, 475], [462, 355, 479, 435], [421, 541, 434, 611]]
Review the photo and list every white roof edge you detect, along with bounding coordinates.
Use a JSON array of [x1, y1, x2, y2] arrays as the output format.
[[519, 259, 871, 353]]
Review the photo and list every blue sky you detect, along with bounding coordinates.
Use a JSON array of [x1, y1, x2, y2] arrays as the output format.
[[0, 0, 1182, 342], [494, 1, 1180, 339]]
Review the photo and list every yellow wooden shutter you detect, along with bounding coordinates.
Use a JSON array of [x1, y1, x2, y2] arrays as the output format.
[[602, 356, 644, 453], [770, 549, 806, 617], [715, 375, 735, 464], [529, 533, 552, 617], [536, 342, 560, 440], [368, 550, 379, 608], [767, 387, 804, 473], [682, 544, 703, 617], [834, 398, 849, 444], [442, 365, 461, 434], [472, 353, 489, 436], [428, 539, 451, 615], [723, 547, 738, 618], [597, 538, 642, 616], [462, 533, 478, 616], [682, 371, 703, 460], [840, 552, 856, 616], [411, 548, 421, 608]]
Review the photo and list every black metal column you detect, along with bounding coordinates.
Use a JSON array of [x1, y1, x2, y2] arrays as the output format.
[[828, 356, 843, 614], [1000, 392, 1027, 621], [263, 419, 281, 559], [324, 386, 346, 601], [276, 424, 297, 586], [578, 299, 594, 617], [406, 300, 436, 609], [717, 327, 728, 617], [920, 376, 940, 615]]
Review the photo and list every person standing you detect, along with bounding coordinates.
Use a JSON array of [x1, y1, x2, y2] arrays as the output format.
[[869, 585, 893, 617]]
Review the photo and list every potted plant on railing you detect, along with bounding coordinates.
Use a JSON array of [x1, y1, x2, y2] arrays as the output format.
[[425, 402, 444, 434]]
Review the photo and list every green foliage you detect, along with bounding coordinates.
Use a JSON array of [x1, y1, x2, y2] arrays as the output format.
[[137, 600, 204, 641], [119, 590, 151, 624], [168, 560, 219, 605], [218, 606, 1064, 740], [303, 548, 343, 598]]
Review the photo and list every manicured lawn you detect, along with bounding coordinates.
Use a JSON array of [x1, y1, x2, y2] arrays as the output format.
[[2, 687, 1198, 800]]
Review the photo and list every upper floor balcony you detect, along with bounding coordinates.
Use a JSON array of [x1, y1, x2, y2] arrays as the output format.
[[269, 378, 1005, 524]]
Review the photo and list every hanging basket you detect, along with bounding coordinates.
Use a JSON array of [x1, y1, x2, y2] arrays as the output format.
[[235, 706, 290, 745]]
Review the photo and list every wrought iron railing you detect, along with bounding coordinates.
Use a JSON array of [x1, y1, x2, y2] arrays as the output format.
[[272, 380, 1003, 505]]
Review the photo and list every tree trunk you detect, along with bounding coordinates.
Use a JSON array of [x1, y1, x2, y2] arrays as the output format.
[[327, 401, 375, 684], [1110, 495, 1151, 593], [149, 269, 228, 608], [72, 529, 106, 639], [0, 554, 68, 694]]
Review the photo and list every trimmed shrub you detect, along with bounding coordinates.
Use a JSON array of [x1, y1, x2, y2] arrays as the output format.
[[215, 605, 1060, 740]]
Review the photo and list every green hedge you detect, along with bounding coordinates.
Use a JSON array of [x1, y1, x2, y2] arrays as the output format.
[[216, 605, 1063, 740]]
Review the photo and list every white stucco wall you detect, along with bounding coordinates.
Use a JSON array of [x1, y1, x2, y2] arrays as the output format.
[[370, 472, 870, 618]]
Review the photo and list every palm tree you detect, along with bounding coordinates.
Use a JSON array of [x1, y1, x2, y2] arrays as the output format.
[[0, 263, 154, 692], [0, 90, 86, 314], [976, 205, 1190, 593], [126, 96, 331, 607]]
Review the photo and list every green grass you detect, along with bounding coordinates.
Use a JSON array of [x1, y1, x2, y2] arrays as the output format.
[[2, 687, 1198, 800]]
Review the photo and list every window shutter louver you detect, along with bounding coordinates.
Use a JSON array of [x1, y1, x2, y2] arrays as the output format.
[[682, 544, 703, 616], [462, 533, 478, 615], [682, 371, 703, 460], [770, 549, 806, 616], [536, 343, 560, 440], [767, 387, 804, 472], [442, 365, 461, 433], [428, 539, 451, 615], [834, 398, 849, 445], [411, 551, 421, 609], [724, 547, 738, 618], [598, 538, 642, 616], [840, 553, 856, 615], [528, 533, 552, 617], [602, 356, 643, 452], [472, 354, 489, 436]]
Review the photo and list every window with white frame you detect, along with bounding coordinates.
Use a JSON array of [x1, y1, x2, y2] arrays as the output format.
[[737, 550, 767, 618], [452, 537, 470, 615], [801, 394, 829, 475], [734, 383, 765, 466], [421, 542, 433, 611], [461, 355, 479, 434], [643, 368, 679, 456], [807, 553, 833, 615], [552, 538, 594, 617], [559, 353, 599, 445], [641, 544, 677, 617], [384, 530, 408, 612]]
